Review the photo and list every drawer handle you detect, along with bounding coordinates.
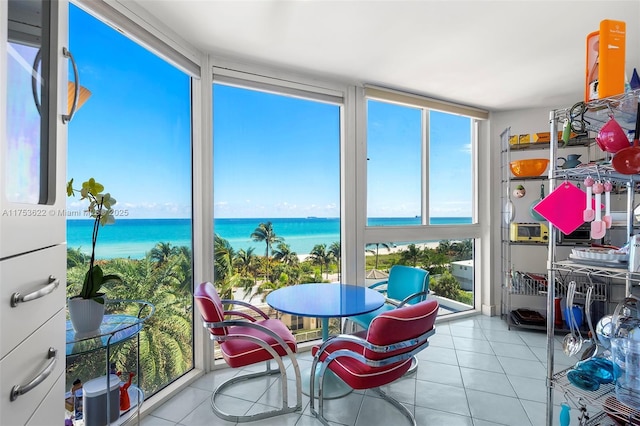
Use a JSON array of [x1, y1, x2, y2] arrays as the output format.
[[10, 348, 57, 401], [11, 275, 60, 307]]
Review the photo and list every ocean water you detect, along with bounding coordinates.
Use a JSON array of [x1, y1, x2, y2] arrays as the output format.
[[67, 217, 472, 260]]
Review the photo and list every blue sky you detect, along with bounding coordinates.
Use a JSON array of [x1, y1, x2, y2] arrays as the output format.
[[67, 5, 192, 219], [66, 5, 472, 220], [213, 85, 340, 218]]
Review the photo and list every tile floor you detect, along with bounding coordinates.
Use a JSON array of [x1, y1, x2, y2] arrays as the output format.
[[140, 314, 589, 426]]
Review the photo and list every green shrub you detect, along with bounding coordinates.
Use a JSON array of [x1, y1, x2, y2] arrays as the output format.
[[431, 271, 461, 300]]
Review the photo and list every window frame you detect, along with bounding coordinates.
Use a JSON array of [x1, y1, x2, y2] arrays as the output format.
[[67, 0, 205, 410], [360, 87, 486, 312]]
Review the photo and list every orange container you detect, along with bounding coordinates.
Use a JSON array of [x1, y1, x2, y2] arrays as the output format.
[[509, 159, 549, 177], [585, 31, 599, 102], [598, 19, 626, 99]]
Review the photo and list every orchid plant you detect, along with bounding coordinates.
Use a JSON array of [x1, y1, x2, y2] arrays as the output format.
[[67, 178, 122, 301]]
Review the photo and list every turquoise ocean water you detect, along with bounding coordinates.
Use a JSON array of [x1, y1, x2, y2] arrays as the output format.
[[67, 217, 472, 260]]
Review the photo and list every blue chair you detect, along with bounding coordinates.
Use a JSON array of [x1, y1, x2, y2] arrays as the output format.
[[344, 265, 429, 372]]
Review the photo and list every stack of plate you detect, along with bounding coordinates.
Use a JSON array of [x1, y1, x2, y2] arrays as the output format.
[[570, 248, 628, 263]]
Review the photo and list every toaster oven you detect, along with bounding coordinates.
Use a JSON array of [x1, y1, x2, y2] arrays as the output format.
[[510, 222, 549, 243]]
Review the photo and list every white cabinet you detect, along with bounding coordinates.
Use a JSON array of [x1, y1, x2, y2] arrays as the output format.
[[1, 310, 66, 425], [1, 245, 66, 359], [1, 0, 68, 258], [1, 1, 68, 424]]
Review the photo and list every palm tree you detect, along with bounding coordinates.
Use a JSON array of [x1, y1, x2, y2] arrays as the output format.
[[450, 239, 473, 261], [250, 221, 284, 280], [400, 243, 422, 267], [150, 242, 176, 267], [422, 247, 450, 275], [436, 240, 453, 255], [365, 242, 393, 270], [234, 247, 256, 276], [273, 242, 299, 266], [328, 241, 341, 280], [214, 234, 236, 300], [66, 254, 193, 395], [309, 243, 332, 279]]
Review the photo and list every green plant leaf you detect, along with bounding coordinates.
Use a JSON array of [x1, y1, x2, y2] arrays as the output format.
[[102, 274, 122, 284], [82, 264, 104, 299]]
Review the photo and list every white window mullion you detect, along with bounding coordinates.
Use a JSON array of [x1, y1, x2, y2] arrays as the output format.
[[422, 109, 429, 225]]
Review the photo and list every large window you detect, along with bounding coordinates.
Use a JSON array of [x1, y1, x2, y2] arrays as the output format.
[[212, 82, 341, 344], [429, 110, 474, 222], [367, 101, 422, 222], [364, 89, 485, 314], [367, 100, 474, 225], [66, 4, 193, 397]]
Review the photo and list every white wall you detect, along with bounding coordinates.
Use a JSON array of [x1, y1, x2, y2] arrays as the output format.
[[490, 106, 567, 314]]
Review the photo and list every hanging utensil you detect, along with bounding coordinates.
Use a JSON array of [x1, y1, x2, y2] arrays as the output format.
[[611, 101, 640, 174], [602, 180, 613, 229], [584, 176, 595, 222], [580, 284, 599, 361], [591, 181, 606, 239], [504, 200, 515, 224], [562, 281, 584, 357], [530, 183, 545, 221]]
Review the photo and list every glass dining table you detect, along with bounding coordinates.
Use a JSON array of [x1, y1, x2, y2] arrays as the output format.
[[266, 283, 385, 398]]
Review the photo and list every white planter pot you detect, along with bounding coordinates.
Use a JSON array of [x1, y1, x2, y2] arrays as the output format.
[[68, 296, 105, 334]]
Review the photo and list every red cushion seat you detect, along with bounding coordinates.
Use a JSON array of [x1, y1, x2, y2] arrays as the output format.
[[221, 318, 297, 368]]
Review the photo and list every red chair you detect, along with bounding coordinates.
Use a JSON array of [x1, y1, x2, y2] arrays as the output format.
[[310, 299, 439, 426], [194, 282, 302, 422]]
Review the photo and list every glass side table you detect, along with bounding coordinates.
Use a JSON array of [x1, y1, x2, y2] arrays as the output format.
[[66, 299, 154, 425]]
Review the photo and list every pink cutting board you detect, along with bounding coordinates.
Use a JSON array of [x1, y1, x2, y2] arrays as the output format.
[[532, 181, 602, 235]]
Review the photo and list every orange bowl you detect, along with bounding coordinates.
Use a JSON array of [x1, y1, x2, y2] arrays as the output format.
[[509, 159, 549, 177]]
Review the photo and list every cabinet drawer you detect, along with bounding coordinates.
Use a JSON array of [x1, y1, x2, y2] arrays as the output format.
[[26, 373, 65, 426], [1, 244, 66, 359], [0, 309, 65, 426]]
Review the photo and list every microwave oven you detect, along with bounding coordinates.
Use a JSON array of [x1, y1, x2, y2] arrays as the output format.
[[557, 224, 593, 245], [510, 222, 549, 243]]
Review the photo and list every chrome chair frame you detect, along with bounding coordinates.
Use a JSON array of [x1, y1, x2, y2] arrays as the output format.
[[309, 327, 436, 426], [200, 298, 302, 423], [344, 266, 430, 374]]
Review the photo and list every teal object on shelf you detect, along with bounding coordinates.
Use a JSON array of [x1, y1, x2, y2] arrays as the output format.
[[567, 369, 600, 392], [575, 357, 614, 384], [559, 402, 570, 426]]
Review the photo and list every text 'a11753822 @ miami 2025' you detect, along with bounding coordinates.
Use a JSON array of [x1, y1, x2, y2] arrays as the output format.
[[1, 208, 130, 217]]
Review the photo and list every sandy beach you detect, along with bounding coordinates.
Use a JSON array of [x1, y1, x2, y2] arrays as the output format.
[[296, 241, 439, 262]]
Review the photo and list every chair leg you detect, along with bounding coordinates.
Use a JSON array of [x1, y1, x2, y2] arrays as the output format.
[[309, 359, 331, 426], [311, 372, 418, 426], [211, 358, 302, 423], [372, 387, 417, 426], [405, 356, 419, 375]]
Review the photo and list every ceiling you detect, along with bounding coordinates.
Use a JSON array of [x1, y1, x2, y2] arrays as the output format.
[[126, 0, 639, 112]]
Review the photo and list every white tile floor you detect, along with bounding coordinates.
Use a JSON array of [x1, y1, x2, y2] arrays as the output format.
[[140, 315, 588, 426]]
